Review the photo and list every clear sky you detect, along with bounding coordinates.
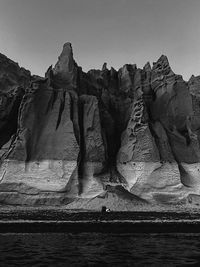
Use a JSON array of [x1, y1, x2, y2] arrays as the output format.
[[0, 0, 200, 80]]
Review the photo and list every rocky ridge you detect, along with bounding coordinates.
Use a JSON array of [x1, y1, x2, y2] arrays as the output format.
[[0, 43, 200, 209]]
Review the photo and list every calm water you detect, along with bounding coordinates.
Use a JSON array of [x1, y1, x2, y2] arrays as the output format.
[[1, 233, 200, 266]]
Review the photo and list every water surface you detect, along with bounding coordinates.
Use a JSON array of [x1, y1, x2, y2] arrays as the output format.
[[0, 233, 200, 266]]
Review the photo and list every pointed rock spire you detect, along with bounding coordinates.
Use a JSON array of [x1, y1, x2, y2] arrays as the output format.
[[53, 43, 74, 74], [53, 42, 78, 89], [102, 62, 107, 71], [152, 54, 172, 74], [143, 61, 151, 72]]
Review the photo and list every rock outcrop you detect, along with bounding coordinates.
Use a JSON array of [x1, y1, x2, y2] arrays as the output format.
[[0, 43, 200, 208], [0, 54, 30, 157]]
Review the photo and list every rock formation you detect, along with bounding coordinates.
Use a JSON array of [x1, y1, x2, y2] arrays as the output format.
[[0, 43, 200, 208]]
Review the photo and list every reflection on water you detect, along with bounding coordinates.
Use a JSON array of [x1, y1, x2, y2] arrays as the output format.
[[0, 233, 200, 266]]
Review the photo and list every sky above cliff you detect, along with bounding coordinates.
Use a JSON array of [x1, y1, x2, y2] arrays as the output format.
[[0, 0, 199, 80]]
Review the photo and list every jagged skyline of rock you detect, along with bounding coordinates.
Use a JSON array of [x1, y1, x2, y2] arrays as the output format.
[[1, 0, 200, 80], [0, 42, 200, 209]]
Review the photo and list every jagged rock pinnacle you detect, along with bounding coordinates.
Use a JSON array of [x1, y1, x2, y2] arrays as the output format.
[[53, 42, 75, 75], [52, 42, 78, 89]]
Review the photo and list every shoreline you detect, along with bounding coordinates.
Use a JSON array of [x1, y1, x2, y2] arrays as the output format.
[[1, 207, 200, 233]]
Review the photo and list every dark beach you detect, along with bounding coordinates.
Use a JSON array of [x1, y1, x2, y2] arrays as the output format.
[[1, 207, 200, 233]]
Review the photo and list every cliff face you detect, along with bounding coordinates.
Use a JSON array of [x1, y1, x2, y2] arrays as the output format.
[[0, 54, 31, 157], [0, 43, 200, 208]]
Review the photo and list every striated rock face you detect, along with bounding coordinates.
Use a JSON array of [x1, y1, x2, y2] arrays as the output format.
[[0, 54, 31, 157], [1, 43, 200, 208]]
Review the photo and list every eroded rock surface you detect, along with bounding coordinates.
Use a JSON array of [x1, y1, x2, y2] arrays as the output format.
[[0, 54, 31, 156], [0, 43, 200, 207]]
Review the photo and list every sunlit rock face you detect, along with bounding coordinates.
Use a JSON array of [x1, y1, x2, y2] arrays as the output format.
[[0, 43, 200, 208], [0, 44, 80, 204], [0, 86, 80, 192]]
